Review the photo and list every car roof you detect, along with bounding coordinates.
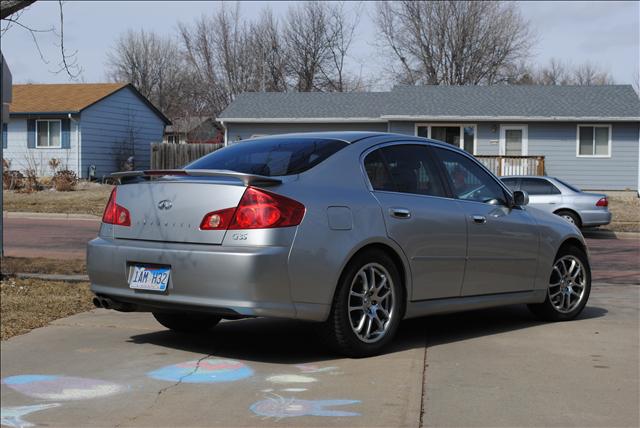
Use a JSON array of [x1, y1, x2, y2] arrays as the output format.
[[500, 175, 553, 180], [245, 131, 461, 150]]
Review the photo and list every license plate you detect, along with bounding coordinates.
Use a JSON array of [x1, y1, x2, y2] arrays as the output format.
[[129, 265, 170, 291]]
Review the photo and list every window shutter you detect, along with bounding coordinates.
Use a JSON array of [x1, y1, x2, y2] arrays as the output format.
[[27, 119, 36, 148], [61, 118, 71, 149], [2, 123, 7, 149]]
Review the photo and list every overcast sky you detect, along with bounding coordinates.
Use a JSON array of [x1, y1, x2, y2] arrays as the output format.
[[1, 1, 638, 88]]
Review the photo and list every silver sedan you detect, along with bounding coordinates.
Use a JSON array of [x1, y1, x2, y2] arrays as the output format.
[[88, 132, 591, 357], [500, 176, 612, 228]]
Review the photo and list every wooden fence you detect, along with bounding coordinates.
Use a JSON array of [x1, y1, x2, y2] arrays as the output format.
[[476, 155, 545, 176], [150, 143, 223, 170]]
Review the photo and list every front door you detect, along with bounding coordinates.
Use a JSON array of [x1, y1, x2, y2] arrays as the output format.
[[499, 125, 528, 175], [432, 146, 540, 296], [363, 143, 467, 300]]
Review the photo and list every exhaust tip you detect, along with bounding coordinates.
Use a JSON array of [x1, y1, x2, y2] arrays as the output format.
[[92, 297, 102, 308]]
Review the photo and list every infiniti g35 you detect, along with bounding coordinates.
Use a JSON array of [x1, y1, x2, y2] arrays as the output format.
[[88, 132, 591, 357]]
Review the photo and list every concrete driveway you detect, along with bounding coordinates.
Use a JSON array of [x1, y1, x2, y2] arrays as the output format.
[[2, 234, 639, 427]]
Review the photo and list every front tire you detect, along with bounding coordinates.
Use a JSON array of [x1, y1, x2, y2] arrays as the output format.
[[528, 246, 591, 321], [323, 249, 405, 358], [152, 312, 221, 333]]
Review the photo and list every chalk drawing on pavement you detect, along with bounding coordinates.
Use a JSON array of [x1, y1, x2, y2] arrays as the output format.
[[1, 375, 126, 401], [147, 358, 253, 383], [294, 364, 339, 374], [250, 396, 361, 418], [266, 374, 317, 384], [0, 403, 61, 428]]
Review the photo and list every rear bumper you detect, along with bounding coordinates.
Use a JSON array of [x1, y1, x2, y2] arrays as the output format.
[[580, 210, 612, 227], [87, 237, 326, 321]]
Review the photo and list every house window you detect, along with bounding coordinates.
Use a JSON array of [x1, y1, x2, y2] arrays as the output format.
[[36, 120, 62, 148], [415, 124, 476, 154], [577, 125, 610, 157]]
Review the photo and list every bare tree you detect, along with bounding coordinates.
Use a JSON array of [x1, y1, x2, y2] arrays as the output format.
[[572, 62, 614, 86], [537, 58, 572, 85], [1, 0, 82, 79], [106, 29, 192, 120], [283, 1, 331, 91], [375, 1, 534, 85], [250, 8, 287, 92]]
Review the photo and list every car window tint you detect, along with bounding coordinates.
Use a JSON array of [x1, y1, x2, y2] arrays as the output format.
[[364, 145, 446, 197], [501, 178, 519, 191], [554, 177, 581, 192], [363, 150, 394, 192], [187, 138, 348, 176], [520, 178, 560, 195], [433, 148, 507, 204]]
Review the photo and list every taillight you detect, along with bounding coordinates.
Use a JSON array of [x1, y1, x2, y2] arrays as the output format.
[[102, 188, 131, 226], [200, 187, 305, 231], [596, 197, 608, 207]]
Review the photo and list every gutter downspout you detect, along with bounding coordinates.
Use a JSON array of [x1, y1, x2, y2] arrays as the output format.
[[68, 113, 80, 178], [220, 120, 228, 147]]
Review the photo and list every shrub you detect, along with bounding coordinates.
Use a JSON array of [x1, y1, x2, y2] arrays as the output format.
[[21, 169, 40, 193], [3, 170, 24, 190], [52, 169, 78, 191]]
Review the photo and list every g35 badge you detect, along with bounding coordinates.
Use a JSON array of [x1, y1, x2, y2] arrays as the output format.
[[232, 233, 248, 241]]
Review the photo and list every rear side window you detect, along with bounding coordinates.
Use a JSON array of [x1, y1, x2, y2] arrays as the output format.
[[520, 178, 561, 195], [364, 144, 446, 197], [187, 138, 348, 176], [501, 178, 520, 191]]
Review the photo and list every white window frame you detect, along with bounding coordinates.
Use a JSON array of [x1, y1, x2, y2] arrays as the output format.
[[35, 119, 62, 149], [498, 124, 528, 156], [414, 123, 477, 154], [576, 124, 611, 158]]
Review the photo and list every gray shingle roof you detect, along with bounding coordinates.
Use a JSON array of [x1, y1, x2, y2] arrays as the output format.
[[218, 85, 640, 121]]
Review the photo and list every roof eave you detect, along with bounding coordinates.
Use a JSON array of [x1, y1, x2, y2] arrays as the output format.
[[218, 117, 387, 123], [10, 111, 80, 116], [380, 115, 640, 122]]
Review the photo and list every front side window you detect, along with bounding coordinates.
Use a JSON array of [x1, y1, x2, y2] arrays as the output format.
[[36, 120, 61, 148], [187, 137, 347, 176], [519, 178, 561, 195], [364, 144, 446, 197], [416, 124, 476, 154], [578, 125, 610, 157], [433, 147, 507, 204]]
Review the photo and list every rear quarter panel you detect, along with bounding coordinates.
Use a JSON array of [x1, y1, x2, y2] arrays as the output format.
[[279, 141, 411, 309]]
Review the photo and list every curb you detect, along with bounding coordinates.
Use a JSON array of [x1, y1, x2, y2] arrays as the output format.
[[14, 272, 90, 283], [583, 230, 640, 240], [2, 211, 101, 221]]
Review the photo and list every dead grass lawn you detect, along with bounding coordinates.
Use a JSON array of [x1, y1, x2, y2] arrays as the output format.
[[3, 182, 112, 217], [608, 196, 640, 232], [1, 257, 86, 275], [1, 277, 94, 340]]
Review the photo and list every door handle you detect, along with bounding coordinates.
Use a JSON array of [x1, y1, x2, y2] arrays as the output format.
[[390, 208, 411, 219], [472, 215, 487, 224]]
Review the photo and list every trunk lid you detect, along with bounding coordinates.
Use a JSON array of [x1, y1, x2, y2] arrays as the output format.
[[112, 179, 246, 244]]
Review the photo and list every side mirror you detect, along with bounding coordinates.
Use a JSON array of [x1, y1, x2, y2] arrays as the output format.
[[513, 190, 529, 207]]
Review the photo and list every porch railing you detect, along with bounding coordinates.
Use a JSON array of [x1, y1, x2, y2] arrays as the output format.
[[475, 155, 545, 177]]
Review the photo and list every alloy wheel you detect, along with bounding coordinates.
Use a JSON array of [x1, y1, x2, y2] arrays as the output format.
[[348, 263, 395, 343], [548, 255, 587, 313]]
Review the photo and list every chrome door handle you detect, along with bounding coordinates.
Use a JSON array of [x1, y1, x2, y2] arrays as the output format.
[[472, 215, 487, 224], [390, 208, 411, 219]]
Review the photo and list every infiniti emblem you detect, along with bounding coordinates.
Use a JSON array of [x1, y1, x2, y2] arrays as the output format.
[[157, 199, 173, 210]]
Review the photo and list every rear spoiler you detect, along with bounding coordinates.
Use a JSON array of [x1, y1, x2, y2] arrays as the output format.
[[111, 169, 282, 186]]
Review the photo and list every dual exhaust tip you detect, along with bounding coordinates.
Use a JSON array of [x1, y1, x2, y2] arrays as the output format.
[[92, 296, 136, 312]]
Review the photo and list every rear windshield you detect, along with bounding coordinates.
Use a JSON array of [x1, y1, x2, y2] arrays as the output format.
[[186, 138, 348, 176], [554, 177, 581, 192]]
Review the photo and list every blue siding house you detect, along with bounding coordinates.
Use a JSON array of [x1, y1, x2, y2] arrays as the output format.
[[3, 83, 169, 179], [218, 85, 640, 192]]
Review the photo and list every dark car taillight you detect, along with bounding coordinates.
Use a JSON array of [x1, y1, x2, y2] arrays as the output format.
[[200, 187, 305, 231], [596, 197, 608, 207], [102, 188, 131, 226]]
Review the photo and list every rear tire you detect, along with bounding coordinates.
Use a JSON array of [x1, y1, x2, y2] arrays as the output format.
[[528, 246, 591, 321], [556, 210, 581, 228], [152, 312, 221, 333], [322, 249, 405, 358]]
